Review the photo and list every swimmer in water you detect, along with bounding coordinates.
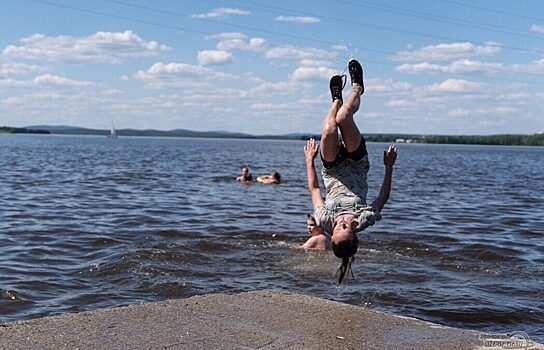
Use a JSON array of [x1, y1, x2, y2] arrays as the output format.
[[302, 214, 331, 251], [291, 214, 331, 251], [256, 171, 281, 184], [236, 166, 253, 183], [304, 59, 397, 284]]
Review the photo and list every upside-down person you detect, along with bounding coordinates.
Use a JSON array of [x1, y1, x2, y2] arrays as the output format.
[[304, 59, 397, 284]]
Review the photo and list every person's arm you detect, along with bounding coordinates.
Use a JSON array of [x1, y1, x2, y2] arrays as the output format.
[[370, 144, 397, 212], [304, 138, 324, 208]]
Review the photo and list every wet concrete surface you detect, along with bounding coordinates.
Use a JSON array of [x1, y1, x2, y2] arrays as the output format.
[[0, 290, 541, 350]]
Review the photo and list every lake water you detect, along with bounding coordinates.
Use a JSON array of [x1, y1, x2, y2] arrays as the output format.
[[1, 135, 543, 341]]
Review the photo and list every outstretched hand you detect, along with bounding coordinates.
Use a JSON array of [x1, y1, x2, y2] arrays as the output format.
[[383, 144, 397, 167], [304, 138, 319, 163]]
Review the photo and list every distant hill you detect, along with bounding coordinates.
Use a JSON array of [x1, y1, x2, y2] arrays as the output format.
[[0, 126, 50, 134], [26, 125, 79, 131], [20, 125, 416, 142], [6, 125, 542, 146], [23, 125, 314, 140]]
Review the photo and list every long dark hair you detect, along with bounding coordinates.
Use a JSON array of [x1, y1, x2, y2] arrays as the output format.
[[332, 234, 358, 284]]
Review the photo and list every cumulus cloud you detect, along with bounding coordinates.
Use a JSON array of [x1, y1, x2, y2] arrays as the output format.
[[369, 79, 413, 93], [249, 102, 290, 110], [0, 96, 22, 105], [386, 99, 415, 108], [275, 16, 320, 23], [427, 79, 483, 92], [33, 74, 96, 87], [265, 45, 336, 60], [205, 32, 247, 40], [191, 7, 249, 19], [476, 106, 518, 115], [512, 58, 544, 73], [0, 62, 47, 76], [217, 37, 267, 52], [447, 108, 470, 117], [392, 42, 500, 62], [291, 66, 336, 81], [298, 59, 334, 67], [197, 50, 234, 65], [530, 24, 544, 34], [249, 81, 296, 97], [0, 74, 95, 88], [134, 62, 235, 89], [2, 31, 170, 64], [0, 78, 30, 88], [396, 59, 504, 74]]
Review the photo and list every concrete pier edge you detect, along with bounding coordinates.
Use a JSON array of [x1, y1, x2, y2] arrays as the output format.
[[0, 290, 541, 350]]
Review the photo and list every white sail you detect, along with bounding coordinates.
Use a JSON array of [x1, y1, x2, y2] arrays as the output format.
[[108, 122, 118, 138]]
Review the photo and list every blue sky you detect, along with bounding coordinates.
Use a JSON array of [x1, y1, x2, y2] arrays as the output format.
[[0, 0, 543, 135]]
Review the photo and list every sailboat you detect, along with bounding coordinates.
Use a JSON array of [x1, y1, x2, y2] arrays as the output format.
[[108, 122, 118, 138]]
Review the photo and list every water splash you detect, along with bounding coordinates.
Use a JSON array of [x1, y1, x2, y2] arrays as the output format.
[[338, 40, 355, 76]]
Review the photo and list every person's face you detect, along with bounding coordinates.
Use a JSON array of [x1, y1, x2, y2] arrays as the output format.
[[332, 215, 357, 241], [241, 168, 249, 176], [307, 219, 321, 236]]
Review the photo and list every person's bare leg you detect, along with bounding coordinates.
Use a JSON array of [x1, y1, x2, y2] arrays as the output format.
[[320, 99, 343, 162], [335, 83, 363, 153]]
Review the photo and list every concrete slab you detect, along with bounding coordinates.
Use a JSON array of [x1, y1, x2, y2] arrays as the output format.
[[0, 290, 541, 350]]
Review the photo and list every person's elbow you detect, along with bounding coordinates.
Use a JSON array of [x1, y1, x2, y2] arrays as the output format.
[[372, 195, 388, 212]]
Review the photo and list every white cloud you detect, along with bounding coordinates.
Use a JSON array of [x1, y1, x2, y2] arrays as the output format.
[[213, 107, 234, 113], [0, 74, 95, 88], [197, 50, 234, 65], [498, 92, 531, 102], [369, 79, 413, 93], [427, 79, 484, 92], [33, 74, 96, 87], [512, 58, 544, 73], [530, 24, 544, 34], [476, 106, 518, 115], [0, 96, 22, 105], [386, 99, 414, 108], [398, 58, 544, 75], [396, 59, 504, 74], [392, 42, 501, 62], [134, 62, 235, 89], [0, 78, 29, 88], [2, 31, 170, 64], [447, 108, 470, 117], [249, 102, 290, 110], [298, 59, 334, 67], [291, 66, 336, 81], [191, 7, 249, 19], [275, 16, 320, 23], [205, 32, 247, 40], [249, 81, 296, 97], [217, 37, 267, 52], [0, 62, 47, 76], [265, 45, 336, 60]]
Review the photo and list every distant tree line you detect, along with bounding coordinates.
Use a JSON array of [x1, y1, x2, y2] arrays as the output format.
[[2, 125, 543, 146], [0, 127, 49, 134], [421, 134, 544, 146]]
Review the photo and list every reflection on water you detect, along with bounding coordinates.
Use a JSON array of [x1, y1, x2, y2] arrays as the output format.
[[0, 135, 543, 341]]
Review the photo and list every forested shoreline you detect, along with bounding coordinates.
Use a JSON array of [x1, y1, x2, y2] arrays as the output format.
[[2, 126, 543, 146]]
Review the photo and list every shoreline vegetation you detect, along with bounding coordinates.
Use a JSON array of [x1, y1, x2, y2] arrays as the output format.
[[2, 125, 543, 146]]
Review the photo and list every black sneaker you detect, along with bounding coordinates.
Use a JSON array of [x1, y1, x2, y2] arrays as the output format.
[[348, 59, 364, 95], [330, 75, 346, 102]]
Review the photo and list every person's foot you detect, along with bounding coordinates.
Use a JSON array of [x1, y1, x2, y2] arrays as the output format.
[[330, 75, 345, 102], [348, 59, 364, 95]]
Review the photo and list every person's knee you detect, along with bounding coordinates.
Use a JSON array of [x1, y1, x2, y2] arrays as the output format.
[[322, 119, 337, 136], [336, 110, 352, 125]]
